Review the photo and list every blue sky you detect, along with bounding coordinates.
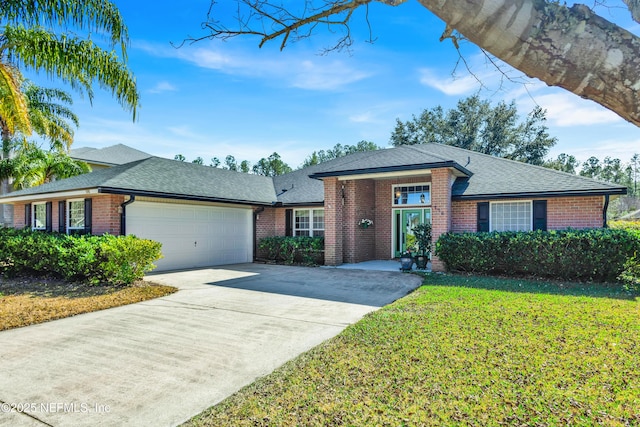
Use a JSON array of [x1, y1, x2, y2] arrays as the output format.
[[27, 1, 640, 169]]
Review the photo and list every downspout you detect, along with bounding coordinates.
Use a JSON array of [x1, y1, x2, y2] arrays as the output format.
[[120, 195, 135, 235], [253, 206, 265, 261], [603, 194, 610, 228]]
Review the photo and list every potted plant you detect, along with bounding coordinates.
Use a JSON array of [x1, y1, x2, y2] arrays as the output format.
[[399, 249, 414, 271], [412, 222, 432, 270], [358, 218, 373, 229]]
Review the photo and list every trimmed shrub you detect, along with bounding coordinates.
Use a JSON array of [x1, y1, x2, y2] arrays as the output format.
[[258, 236, 324, 265], [0, 228, 162, 285], [435, 228, 640, 282]]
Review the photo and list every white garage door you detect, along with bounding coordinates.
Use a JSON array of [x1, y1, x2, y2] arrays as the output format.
[[126, 201, 253, 271]]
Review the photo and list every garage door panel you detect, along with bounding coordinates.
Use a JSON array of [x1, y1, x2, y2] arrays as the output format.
[[127, 201, 252, 271]]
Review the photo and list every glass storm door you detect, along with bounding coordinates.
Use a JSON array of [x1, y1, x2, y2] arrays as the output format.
[[394, 209, 421, 257]]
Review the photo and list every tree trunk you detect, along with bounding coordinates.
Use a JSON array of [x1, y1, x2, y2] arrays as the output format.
[[420, 0, 640, 126]]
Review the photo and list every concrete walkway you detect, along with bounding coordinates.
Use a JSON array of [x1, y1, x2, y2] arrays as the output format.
[[0, 264, 421, 427]]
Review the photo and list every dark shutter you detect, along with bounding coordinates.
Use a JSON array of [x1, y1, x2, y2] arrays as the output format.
[[45, 202, 53, 232], [477, 202, 490, 232], [84, 198, 92, 235], [58, 201, 66, 233], [533, 200, 547, 231], [25, 204, 31, 228], [285, 209, 293, 236]]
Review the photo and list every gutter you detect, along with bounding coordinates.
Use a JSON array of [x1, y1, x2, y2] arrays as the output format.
[[120, 195, 135, 235], [603, 194, 610, 228], [99, 187, 274, 207], [309, 161, 472, 179]]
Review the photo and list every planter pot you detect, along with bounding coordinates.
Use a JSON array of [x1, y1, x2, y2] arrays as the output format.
[[399, 255, 414, 272], [415, 255, 428, 270]]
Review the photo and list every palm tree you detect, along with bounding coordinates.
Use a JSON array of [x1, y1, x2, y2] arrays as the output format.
[[8, 144, 91, 190], [0, 0, 139, 132], [0, 0, 139, 225]]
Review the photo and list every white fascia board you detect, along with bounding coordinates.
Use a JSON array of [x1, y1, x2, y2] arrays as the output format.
[[337, 169, 433, 181], [0, 188, 100, 204]]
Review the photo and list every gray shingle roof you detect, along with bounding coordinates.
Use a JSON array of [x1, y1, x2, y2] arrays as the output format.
[[273, 164, 325, 205], [70, 144, 152, 166], [309, 143, 626, 199], [3, 157, 277, 205], [2, 143, 626, 206]]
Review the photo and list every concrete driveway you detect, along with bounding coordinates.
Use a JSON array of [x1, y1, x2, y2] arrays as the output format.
[[0, 263, 421, 427]]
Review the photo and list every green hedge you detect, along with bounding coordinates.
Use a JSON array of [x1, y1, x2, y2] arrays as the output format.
[[0, 228, 162, 285], [258, 236, 324, 265], [434, 228, 640, 283]]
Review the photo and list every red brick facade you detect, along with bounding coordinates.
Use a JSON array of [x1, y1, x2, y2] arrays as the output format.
[[256, 173, 607, 272], [451, 196, 604, 232], [10, 175, 609, 273], [13, 194, 124, 235]]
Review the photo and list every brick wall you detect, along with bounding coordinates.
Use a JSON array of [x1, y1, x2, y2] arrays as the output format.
[[93, 195, 124, 235], [324, 177, 343, 265], [11, 194, 124, 235], [342, 179, 376, 263], [452, 196, 605, 232], [430, 169, 453, 271], [13, 204, 25, 229], [255, 207, 276, 241]]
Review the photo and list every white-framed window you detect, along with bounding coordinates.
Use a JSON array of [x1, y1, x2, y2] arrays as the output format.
[[490, 201, 532, 232], [294, 208, 324, 237], [32, 202, 47, 230], [393, 183, 431, 206], [67, 199, 85, 233]]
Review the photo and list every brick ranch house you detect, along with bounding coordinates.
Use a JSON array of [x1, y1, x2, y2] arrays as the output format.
[[0, 143, 626, 272]]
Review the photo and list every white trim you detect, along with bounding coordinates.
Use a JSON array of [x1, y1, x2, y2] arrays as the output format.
[[489, 200, 533, 232], [0, 188, 100, 204], [293, 208, 325, 237], [337, 169, 433, 181], [32, 202, 47, 230], [392, 182, 431, 207], [66, 198, 85, 233]]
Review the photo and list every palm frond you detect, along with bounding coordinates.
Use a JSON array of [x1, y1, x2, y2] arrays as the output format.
[[0, 63, 31, 137], [0, 0, 129, 54], [5, 25, 140, 119]]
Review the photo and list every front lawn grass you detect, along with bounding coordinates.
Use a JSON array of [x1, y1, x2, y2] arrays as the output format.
[[0, 278, 177, 331], [185, 274, 640, 426]]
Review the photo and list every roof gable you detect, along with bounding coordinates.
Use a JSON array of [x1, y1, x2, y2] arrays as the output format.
[[307, 143, 626, 199]]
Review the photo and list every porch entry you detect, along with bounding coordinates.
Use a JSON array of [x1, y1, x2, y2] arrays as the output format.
[[393, 208, 431, 257]]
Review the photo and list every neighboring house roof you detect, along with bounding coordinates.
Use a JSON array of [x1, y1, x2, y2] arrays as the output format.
[[309, 144, 626, 200], [2, 157, 277, 205], [70, 144, 152, 166]]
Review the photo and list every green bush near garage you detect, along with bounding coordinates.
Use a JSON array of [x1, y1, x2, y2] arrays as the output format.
[[434, 228, 640, 285], [0, 228, 162, 285], [258, 236, 324, 265]]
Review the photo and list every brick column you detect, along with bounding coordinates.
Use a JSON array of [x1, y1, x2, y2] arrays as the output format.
[[323, 177, 343, 265], [430, 168, 453, 272]]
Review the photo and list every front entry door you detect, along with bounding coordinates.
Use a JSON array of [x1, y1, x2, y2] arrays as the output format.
[[394, 209, 422, 257]]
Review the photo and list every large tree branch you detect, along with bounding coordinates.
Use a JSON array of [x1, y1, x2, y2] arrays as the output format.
[[198, 0, 407, 50], [200, 0, 640, 127], [421, 0, 640, 127]]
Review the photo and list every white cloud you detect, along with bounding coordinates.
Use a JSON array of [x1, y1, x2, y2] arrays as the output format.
[[521, 92, 621, 127], [148, 81, 177, 94], [138, 41, 371, 91], [418, 68, 486, 95]]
